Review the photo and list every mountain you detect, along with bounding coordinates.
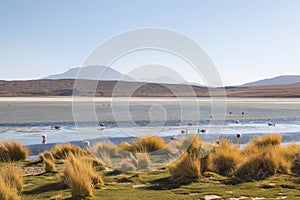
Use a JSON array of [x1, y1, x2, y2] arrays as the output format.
[[241, 75, 300, 87], [137, 76, 181, 84], [0, 80, 299, 97], [44, 66, 200, 85], [44, 65, 134, 81]]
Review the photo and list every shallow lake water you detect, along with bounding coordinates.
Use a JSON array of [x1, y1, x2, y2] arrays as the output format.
[[0, 97, 299, 146]]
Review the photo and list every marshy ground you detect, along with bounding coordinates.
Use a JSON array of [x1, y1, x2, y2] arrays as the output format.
[[1, 134, 300, 200], [20, 164, 300, 200]]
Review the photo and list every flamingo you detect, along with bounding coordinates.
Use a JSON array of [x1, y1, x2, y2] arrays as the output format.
[[268, 123, 276, 127], [198, 128, 206, 133], [83, 140, 90, 147], [42, 134, 47, 144], [52, 125, 61, 130]]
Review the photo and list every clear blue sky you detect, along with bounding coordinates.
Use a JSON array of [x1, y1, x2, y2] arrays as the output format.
[[1, 0, 300, 85]]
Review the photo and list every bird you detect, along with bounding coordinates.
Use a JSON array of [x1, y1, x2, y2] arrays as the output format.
[[241, 112, 245, 115], [181, 130, 186, 134], [198, 128, 206, 133], [83, 140, 90, 147], [98, 123, 107, 130], [98, 123, 107, 127], [170, 136, 177, 141], [236, 133, 241, 139], [268, 123, 276, 127], [229, 112, 233, 115], [235, 120, 239, 124], [42, 134, 47, 144], [52, 125, 61, 130]]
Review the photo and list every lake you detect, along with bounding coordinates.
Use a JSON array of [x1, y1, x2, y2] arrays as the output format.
[[0, 97, 300, 146]]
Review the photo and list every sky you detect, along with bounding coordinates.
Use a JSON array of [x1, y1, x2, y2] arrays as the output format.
[[0, 0, 300, 85]]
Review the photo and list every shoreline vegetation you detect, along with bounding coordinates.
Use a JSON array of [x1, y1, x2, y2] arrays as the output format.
[[0, 134, 300, 199], [0, 79, 300, 97]]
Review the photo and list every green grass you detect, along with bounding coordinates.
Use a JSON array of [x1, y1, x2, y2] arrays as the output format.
[[21, 160, 300, 200], [11, 135, 300, 199]]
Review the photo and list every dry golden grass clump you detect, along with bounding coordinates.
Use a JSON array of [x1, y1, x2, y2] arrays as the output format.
[[118, 142, 132, 152], [0, 176, 21, 200], [241, 134, 282, 158], [44, 158, 57, 173], [63, 154, 104, 198], [209, 139, 242, 177], [50, 143, 89, 159], [168, 135, 202, 183], [119, 158, 136, 172], [1, 165, 24, 191], [135, 153, 151, 170], [236, 134, 295, 181], [279, 142, 300, 161], [168, 152, 201, 183], [89, 142, 119, 158], [291, 153, 300, 175], [39, 150, 55, 161], [236, 147, 278, 180], [126, 136, 171, 154], [0, 164, 23, 200], [0, 141, 28, 162], [79, 156, 105, 169], [251, 134, 282, 148]]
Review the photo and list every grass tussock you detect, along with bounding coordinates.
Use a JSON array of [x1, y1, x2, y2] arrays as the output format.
[[39, 150, 55, 161], [209, 139, 242, 176], [119, 158, 136, 172], [236, 135, 295, 181], [44, 158, 57, 173], [236, 146, 291, 181], [50, 143, 89, 159], [242, 134, 282, 157], [251, 134, 282, 148], [279, 142, 300, 161], [0, 141, 28, 162], [168, 135, 202, 183], [291, 153, 300, 175], [168, 152, 201, 183], [0, 176, 21, 200], [93, 150, 112, 167], [135, 153, 151, 170], [0, 164, 23, 200], [125, 136, 171, 154], [118, 142, 132, 152], [1, 164, 24, 191], [63, 154, 104, 198], [89, 142, 119, 158]]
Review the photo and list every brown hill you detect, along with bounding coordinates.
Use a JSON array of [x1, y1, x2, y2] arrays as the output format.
[[0, 79, 299, 97]]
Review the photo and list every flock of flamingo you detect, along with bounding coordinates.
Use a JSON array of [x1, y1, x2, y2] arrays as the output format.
[[41, 111, 276, 145]]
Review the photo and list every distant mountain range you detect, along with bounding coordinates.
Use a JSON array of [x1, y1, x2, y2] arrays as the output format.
[[44, 65, 134, 81], [0, 79, 299, 97], [240, 75, 300, 87], [44, 66, 300, 87], [43, 66, 202, 85], [1, 65, 299, 97]]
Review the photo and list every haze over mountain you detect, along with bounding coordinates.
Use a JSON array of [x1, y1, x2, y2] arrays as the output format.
[[44, 65, 134, 81], [240, 75, 300, 87], [43, 66, 300, 87], [137, 76, 181, 84], [44, 66, 198, 85]]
